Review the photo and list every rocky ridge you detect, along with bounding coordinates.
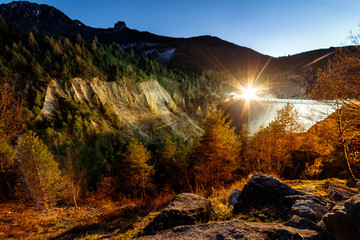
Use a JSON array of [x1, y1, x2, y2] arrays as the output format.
[[0, 1, 339, 99]]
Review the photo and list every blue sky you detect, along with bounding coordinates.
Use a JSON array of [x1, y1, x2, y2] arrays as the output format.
[[1, 0, 359, 57]]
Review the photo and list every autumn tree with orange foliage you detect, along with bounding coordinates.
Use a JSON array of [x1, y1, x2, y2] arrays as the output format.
[[193, 107, 241, 191], [246, 103, 304, 178], [312, 47, 360, 180], [0, 77, 25, 200], [0, 79, 25, 140]]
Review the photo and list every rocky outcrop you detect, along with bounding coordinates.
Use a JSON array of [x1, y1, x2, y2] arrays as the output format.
[[137, 218, 334, 240], [228, 189, 240, 208], [140, 193, 211, 236], [322, 194, 360, 240], [138, 175, 340, 239], [41, 78, 203, 142], [291, 200, 329, 223], [113, 21, 127, 32], [233, 174, 335, 222], [284, 215, 335, 240], [327, 185, 354, 202]]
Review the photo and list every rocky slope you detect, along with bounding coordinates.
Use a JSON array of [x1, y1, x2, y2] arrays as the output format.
[[41, 78, 202, 142], [0, 1, 338, 99]]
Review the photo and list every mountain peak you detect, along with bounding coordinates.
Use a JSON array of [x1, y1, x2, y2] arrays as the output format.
[[1, 1, 41, 17], [113, 21, 127, 32], [0, 1, 74, 32]]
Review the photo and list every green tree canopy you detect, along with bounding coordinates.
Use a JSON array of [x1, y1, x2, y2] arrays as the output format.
[[18, 131, 64, 206], [121, 138, 154, 199]]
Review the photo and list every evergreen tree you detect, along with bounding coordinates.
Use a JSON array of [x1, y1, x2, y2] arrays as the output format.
[[157, 135, 191, 191], [28, 32, 37, 51], [63, 37, 72, 51], [157, 135, 178, 184], [193, 107, 241, 191], [121, 138, 154, 199], [52, 42, 62, 55], [18, 131, 64, 206]]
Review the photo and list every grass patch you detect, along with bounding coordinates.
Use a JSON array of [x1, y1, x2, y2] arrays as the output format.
[[284, 178, 347, 196], [207, 177, 249, 222]]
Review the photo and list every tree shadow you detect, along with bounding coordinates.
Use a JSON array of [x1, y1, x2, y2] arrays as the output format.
[[50, 203, 154, 240]]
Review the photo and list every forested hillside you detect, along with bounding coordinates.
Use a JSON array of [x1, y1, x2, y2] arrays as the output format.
[[0, 15, 233, 202]]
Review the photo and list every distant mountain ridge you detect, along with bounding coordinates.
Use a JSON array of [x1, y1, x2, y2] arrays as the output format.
[[0, 1, 337, 98]]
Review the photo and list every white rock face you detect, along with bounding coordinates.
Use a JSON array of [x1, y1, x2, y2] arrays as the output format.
[[41, 78, 202, 142], [157, 48, 176, 63]]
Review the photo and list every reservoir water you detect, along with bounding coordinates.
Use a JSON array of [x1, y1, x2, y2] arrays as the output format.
[[224, 97, 336, 134]]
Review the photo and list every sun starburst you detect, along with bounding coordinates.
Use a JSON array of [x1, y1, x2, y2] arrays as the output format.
[[241, 86, 257, 100]]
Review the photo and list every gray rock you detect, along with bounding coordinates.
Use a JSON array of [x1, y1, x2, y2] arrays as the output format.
[[284, 215, 335, 240], [291, 199, 329, 222], [327, 185, 354, 202], [286, 194, 335, 212], [233, 174, 304, 210], [322, 193, 360, 240], [228, 189, 240, 208], [136, 219, 334, 240], [140, 193, 211, 236], [233, 174, 334, 220]]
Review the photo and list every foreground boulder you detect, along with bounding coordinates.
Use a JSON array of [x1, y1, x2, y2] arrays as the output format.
[[284, 215, 335, 239], [291, 199, 329, 222], [137, 218, 335, 240], [141, 193, 211, 236], [327, 183, 355, 202], [322, 193, 360, 240], [233, 174, 334, 221]]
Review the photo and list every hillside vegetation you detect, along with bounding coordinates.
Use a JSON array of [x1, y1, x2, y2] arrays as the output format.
[[1, 7, 360, 240], [0, 14, 236, 202]]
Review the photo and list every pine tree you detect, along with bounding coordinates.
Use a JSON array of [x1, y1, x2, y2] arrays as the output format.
[[63, 37, 72, 51], [52, 42, 62, 55], [157, 135, 178, 183], [157, 135, 191, 190], [28, 32, 37, 51], [121, 138, 154, 199], [91, 39, 97, 51], [193, 107, 241, 190], [18, 131, 64, 207]]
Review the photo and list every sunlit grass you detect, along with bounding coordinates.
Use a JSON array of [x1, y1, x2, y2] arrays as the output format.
[[207, 177, 249, 222], [284, 178, 348, 196]]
